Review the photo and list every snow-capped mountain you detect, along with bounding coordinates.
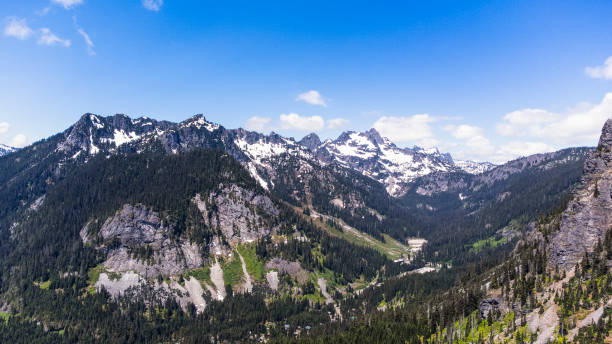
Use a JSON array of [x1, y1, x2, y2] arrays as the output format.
[[310, 129, 457, 196], [454, 160, 496, 175], [0, 144, 16, 156], [18, 113, 496, 198]]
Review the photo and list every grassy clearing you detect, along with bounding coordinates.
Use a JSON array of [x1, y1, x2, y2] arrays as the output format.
[[38, 280, 51, 290], [0, 312, 10, 323], [186, 266, 212, 286], [468, 236, 507, 253], [237, 244, 265, 281], [317, 215, 409, 260], [221, 252, 244, 286], [86, 264, 121, 294], [303, 293, 326, 304]]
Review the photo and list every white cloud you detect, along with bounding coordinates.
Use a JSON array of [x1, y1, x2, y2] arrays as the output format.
[[10, 134, 27, 147], [586, 56, 612, 80], [372, 114, 435, 143], [77, 28, 95, 55], [246, 114, 348, 132], [417, 137, 440, 148], [142, 0, 163, 11], [296, 90, 327, 107], [444, 124, 483, 139], [38, 28, 71, 47], [279, 113, 325, 131], [0, 122, 9, 134], [4, 18, 33, 40], [495, 141, 555, 161], [496, 92, 612, 146], [51, 0, 83, 9], [327, 118, 349, 130], [442, 124, 495, 161], [245, 116, 272, 132]]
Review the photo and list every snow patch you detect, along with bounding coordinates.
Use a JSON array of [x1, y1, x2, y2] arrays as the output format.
[[101, 129, 141, 147]]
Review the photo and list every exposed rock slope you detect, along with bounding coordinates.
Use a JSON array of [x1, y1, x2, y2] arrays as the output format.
[[549, 118, 612, 269]]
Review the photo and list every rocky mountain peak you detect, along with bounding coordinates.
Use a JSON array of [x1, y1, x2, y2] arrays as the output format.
[[598, 118, 612, 149], [298, 133, 321, 151], [363, 128, 385, 145]]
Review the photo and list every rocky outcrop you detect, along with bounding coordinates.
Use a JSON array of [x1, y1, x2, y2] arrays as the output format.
[[193, 185, 278, 252], [479, 298, 500, 319], [81, 204, 203, 277], [298, 133, 321, 151], [549, 119, 612, 269], [265, 258, 308, 283]]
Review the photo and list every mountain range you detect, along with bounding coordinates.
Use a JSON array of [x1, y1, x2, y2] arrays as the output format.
[[5, 113, 494, 196], [0, 113, 608, 343]]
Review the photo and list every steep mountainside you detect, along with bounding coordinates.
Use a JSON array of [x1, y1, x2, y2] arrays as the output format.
[[548, 121, 612, 269]]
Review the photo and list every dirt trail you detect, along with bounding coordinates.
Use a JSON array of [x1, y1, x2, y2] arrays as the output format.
[[210, 260, 226, 300], [238, 252, 253, 293]]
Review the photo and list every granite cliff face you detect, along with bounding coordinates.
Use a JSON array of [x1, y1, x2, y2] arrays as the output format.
[[549, 118, 612, 269], [80, 204, 203, 277]]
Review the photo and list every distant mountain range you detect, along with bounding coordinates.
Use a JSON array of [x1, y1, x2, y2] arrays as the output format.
[[6, 113, 493, 197]]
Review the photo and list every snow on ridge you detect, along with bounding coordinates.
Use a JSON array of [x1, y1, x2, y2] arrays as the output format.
[[235, 138, 290, 163], [101, 129, 141, 147], [90, 115, 104, 129], [181, 116, 219, 132], [455, 160, 495, 175]]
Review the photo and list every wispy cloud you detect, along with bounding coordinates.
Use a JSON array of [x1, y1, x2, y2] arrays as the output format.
[[373, 114, 436, 143], [10, 134, 27, 147], [326, 118, 349, 130], [586, 56, 612, 80], [244, 113, 348, 132], [280, 113, 325, 131], [244, 116, 272, 132], [495, 93, 612, 146], [142, 0, 163, 11], [38, 28, 71, 47], [4, 18, 33, 40], [51, 0, 83, 10], [36, 7, 52, 16], [296, 90, 327, 107], [77, 28, 95, 55], [0, 122, 10, 134]]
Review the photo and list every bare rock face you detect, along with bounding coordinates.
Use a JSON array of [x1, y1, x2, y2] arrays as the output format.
[[479, 298, 500, 319], [265, 258, 308, 283], [193, 185, 278, 252], [81, 204, 202, 277], [549, 118, 612, 270]]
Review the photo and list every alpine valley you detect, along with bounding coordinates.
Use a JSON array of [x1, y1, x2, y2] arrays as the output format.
[[0, 113, 610, 343]]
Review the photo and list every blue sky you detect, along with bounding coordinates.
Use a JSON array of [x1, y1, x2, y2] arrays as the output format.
[[1, 0, 612, 162]]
